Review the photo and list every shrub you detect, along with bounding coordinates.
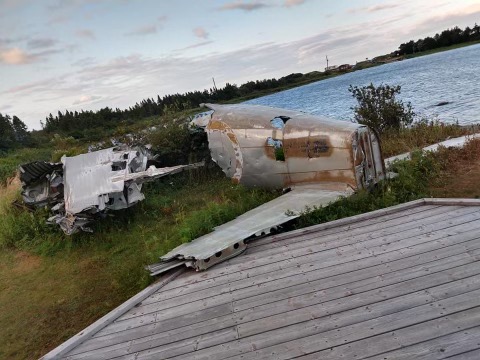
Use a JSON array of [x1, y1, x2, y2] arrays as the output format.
[[147, 119, 208, 166], [349, 83, 415, 134]]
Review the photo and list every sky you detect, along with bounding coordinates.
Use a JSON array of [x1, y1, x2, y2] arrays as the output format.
[[0, 0, 479, 130]]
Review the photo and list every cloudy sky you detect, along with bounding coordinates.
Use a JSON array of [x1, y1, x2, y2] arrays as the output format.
[[1, 0, 479, 129]]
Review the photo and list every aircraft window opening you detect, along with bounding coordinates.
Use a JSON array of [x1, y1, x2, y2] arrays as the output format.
[[270, 116, 291, 129], [266, 137, 285, 161]]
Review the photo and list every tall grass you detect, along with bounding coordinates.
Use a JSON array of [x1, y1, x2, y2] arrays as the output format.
[[381, 119, 471, 158], [0, 148, 52, 184]]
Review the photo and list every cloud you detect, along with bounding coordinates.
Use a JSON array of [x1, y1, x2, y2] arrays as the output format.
[[0, 104, 13, 112], [125, 25, 157, 36], [348, 3, 400, 14], [72, 56, 97, 67], [72, 94, 101, 105], [0, 44, 65, 66], [0, 48, 36, 65], [176, 40, 214, 51], [193, 27, 209, 39], [400, 3, 480, 40], [76, 29, 95, 40], [158, 15, 168, 23], [0, 36, 27, 46], [218, 0, 269, 12], [284, 0, 306, 7], [27, 38, 57, 49]]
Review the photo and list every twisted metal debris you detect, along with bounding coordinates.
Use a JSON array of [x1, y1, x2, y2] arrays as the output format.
[[19, 146, 203, 235]]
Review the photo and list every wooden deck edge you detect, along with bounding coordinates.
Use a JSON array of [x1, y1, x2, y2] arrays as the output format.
[[252, 199, 428, 245], [424, 198, 480, 206], [40, 267, 186, 360], [253, 198, 480, 248]]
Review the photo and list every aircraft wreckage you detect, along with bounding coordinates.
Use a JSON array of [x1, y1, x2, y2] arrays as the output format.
[[19, 147, 203, 234], [19, 103, 386, 271], [148, 103, 387, 275]]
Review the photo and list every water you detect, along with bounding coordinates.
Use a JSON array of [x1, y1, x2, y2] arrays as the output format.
[[246, 44, 480, 125]]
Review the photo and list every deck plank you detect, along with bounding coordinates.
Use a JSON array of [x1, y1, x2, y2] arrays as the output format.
[[136, 295, 480, 360], [363, 326, 480, 360], [72, 261, 480, 358]]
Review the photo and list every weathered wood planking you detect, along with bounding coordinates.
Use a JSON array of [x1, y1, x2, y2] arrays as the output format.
[[70, 238, 480, 356], [44, 199, 480, 360]]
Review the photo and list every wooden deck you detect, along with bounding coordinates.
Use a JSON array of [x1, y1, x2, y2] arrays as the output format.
[[43, 199, 480, 360]]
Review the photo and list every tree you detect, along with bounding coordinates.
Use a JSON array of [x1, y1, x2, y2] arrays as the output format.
[[349, 83, 415, 134], [11, 115, 30, 145], [0, 113, 16, 151]]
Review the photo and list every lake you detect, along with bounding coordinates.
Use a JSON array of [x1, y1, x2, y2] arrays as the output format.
[[246, 43, 480, 125]]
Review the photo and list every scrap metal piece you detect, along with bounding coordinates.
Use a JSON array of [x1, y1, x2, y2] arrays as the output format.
[[150, 185, 352, 274], [19, 146, 204, 235], [384, 133, 480, 167], [19, 161, 63, 207]]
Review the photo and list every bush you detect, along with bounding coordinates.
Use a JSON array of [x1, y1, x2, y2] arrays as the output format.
[[349, 83, 415, 134], [147, 119, 208, 166]]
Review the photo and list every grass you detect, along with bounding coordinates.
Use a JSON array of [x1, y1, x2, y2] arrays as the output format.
[[380, 119, 474, 158], [0, 148, 52, 185], [0, 169, 278, 359], [429, 137, 480, 198]]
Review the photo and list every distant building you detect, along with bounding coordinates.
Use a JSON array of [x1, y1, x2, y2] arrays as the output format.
[[325, 64, 352, 72], [338, 64, 352, 71]]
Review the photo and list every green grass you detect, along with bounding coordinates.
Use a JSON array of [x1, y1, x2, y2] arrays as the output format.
[[0, 148, 52, 184], [0, 170, 279, 359]]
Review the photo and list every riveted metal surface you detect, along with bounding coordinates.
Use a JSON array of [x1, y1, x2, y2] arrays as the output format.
[[202, 103, 380, 190]]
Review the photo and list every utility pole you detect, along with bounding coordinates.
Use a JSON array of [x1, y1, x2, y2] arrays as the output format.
[[212, 77, 218, 91]]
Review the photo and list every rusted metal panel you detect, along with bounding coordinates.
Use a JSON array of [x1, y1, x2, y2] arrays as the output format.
[[199, 103, 386, 191]]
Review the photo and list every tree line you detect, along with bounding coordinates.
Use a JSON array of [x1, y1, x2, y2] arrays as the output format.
[[41, 73, 307, 138], [395, 23, 480, 56]]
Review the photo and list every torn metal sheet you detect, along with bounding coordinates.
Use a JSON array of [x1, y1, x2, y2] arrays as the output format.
[[20, 146, 203, 235], [149, 185, 352, 273]]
